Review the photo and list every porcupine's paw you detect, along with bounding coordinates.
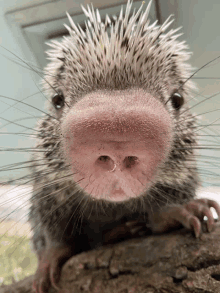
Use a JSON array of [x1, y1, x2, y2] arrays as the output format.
[[32, 245, 73, 293], [150, 198, 220, 238]]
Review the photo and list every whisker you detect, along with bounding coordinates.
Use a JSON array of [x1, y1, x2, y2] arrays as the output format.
[[0, 45, 70, 109], [0, 117, 41, 134], [192, 77, 220, 80], [180, 55, 220, 88], [181, 92, 220, 116], [178, 108, 220, 124], [0, 90, 44, 115], [0, 162, 52, 172], [0, 132, 39, 138], [0, 95, 56, 120]]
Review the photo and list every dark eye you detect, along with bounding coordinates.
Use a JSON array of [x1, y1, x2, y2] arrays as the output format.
[[170, 92, 184, 110], [52, 92, 65, 110]]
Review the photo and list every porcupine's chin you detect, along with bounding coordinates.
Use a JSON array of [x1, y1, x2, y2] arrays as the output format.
[[73, 178, 146, 203]]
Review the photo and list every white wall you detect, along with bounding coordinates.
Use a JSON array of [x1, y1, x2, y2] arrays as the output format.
[[0, 0, 45, 182]]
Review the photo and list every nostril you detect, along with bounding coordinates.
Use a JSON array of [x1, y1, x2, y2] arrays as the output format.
[[98, 156, 110, 162], [96, 155, 115, 171], [95, 155, 139, 171], [124, 156, 138, 168]]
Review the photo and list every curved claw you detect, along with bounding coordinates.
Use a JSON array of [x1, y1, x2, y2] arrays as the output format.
[[39, 277, 51, 293], [125, 220, 147, 235], [206, 199, 220, 219], [150, 198, 220, 238], [33, 245, 73, 293], [189, 216, 201, 238], [185, 198, 220, 235], [50, 262, 62, 291], [202, 206, 214, 232]]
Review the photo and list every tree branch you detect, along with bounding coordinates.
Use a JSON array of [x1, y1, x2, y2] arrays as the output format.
[[2, 223, 220, 293]]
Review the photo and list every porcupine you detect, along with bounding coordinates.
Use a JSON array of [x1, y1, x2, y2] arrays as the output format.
[[20, 0, 220, 292]]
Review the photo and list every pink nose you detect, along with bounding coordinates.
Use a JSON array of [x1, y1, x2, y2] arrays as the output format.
[[62, 89, 173, 202]]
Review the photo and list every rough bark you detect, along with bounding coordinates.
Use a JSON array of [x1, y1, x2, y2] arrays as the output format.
[[2, 223, 220, 293]]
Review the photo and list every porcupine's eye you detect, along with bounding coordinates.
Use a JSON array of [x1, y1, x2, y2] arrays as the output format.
[[52, 92, 65, 110], [170, 92, 184, 110]]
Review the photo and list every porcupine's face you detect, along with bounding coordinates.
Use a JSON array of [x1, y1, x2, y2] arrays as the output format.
[[36, 0, 198, 204]]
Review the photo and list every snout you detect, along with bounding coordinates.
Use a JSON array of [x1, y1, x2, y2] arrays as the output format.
[[62, 89, 173, 202]]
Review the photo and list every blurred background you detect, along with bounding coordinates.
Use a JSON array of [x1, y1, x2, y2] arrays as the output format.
[[0, 0, 220, 284]]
